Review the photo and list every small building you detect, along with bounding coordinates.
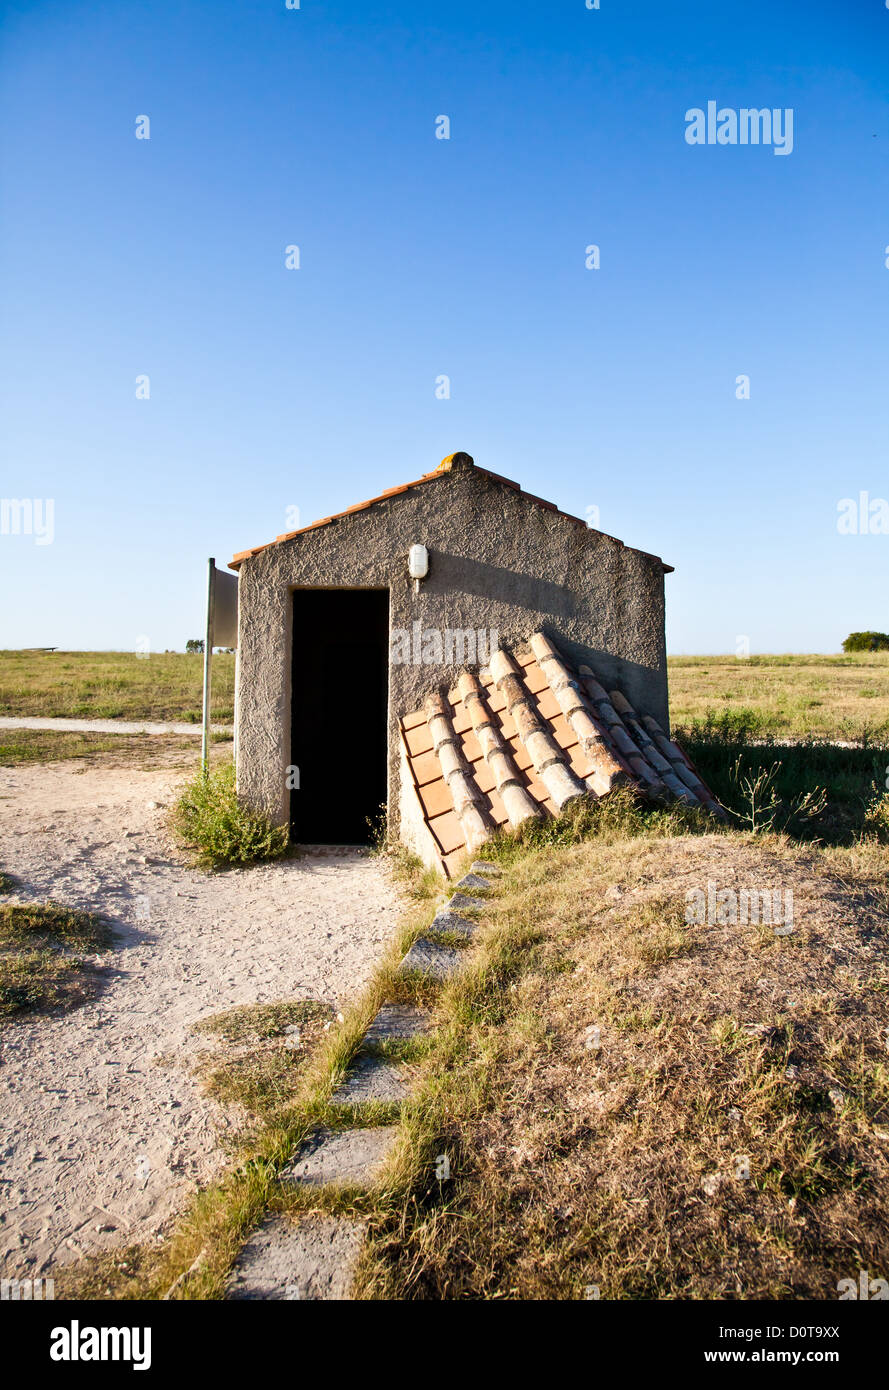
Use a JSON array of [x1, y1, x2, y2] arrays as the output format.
[[230, 451, 714, 875]]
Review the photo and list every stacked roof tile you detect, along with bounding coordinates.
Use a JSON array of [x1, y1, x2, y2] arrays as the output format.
[[401, 631, 722, 878]]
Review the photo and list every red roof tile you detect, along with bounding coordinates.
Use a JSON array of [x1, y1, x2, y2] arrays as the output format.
[[402, 631, 722, 876]]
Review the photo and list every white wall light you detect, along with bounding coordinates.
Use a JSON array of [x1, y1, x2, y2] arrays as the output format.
[[408, 543, 429, 593]]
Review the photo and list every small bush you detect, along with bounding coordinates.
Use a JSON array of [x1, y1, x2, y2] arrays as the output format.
[[842, 632, 889, 653], [171, 763, 288, 868], [675, 726, 889, 845]]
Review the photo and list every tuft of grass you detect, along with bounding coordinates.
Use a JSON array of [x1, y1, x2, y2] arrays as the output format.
[[194, 1000, 330, 1045], [486, 784, 718, 863], [0, 900, 114, 952], [0, 900, 113, 1018], [194, 1001, 337, 1135], [170, 763, 288, 868]]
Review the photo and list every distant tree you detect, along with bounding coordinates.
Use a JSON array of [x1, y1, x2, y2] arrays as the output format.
[[842, 632, 889, 653], [186, 638, 204, 654]]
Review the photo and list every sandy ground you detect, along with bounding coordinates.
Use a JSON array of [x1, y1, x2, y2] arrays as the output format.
[[0, 760, 399, 1277], [0, 716, 226, 736]]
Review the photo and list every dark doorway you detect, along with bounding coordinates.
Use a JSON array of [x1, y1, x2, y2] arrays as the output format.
[[290, 588, 389, 844]]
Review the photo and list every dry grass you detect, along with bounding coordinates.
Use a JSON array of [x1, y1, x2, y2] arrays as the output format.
[[47, 793, 889, 1301], [0, 649, 235, 723], [0, 900, 114, 1019], [668, 653, 889, 740], [193, 1000, 337, 1146], [0, 728, 227, 769], [356, 831, 889, 1299]]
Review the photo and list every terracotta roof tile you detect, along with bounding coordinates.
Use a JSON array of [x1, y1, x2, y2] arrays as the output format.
[[401, 631, 722, 876]]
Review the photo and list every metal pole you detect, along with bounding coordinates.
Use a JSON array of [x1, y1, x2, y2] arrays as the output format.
[[201, 558, 215, 776]]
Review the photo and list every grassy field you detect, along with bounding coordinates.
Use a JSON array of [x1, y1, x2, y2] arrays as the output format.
[[669, 652, 889, 740], [351, 821, 889, 1299], [2, 650, 888, 743], [0, 650, 235, 723]]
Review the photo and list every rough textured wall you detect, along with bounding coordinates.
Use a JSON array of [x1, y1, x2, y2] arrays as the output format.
[[234, 458, 670, 829]]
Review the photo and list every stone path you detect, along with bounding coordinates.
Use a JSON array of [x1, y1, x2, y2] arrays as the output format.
[[225, 862, 502, 1301]]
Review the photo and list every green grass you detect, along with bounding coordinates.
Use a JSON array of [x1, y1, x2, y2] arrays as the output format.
[[193, 1001, 337, 1138], [170, 762, 288, 868], [673, 718, 889, 845], [0, 900, 114, 1018], [0, 649, 235, 723], [668, 652, 889, 741]]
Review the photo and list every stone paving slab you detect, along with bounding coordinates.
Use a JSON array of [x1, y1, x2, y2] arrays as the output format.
[[454, 872, 495, 893], [226, 1213, 364, 1300], [446, 892, 488, 912], [330, 1054, 409, 1105], [398, 937, 464, 980], [283, 1126, 397, 1187], [471, 861, 502, 876], [364, 1002, 432, 1042], [427, 909, 478, 940]]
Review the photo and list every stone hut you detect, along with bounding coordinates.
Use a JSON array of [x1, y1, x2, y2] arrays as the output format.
[[229, 451, 714, 876]]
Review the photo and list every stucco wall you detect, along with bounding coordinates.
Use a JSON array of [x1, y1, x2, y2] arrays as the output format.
[[234, 457, 670, 831]]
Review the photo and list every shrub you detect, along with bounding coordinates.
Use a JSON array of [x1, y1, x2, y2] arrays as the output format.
[[842, 632, 889, 653], [675, 726, 889, 845], [171, 763, 288, 868]]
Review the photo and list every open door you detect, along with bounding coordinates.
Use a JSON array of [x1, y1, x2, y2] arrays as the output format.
[[290, 588, 389, 844]]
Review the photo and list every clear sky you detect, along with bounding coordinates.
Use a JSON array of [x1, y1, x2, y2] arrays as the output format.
[[1, 0, 886, 655]]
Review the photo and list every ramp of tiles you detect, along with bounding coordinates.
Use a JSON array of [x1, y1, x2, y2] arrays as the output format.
[[401, 630, 720, 878]]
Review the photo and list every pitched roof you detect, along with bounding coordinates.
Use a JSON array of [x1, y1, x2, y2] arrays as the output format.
[[402, 631, 721, 878], [229, 452, 673, 572]]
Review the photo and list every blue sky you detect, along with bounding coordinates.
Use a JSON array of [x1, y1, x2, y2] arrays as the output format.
[[1, 0, 886, 654]]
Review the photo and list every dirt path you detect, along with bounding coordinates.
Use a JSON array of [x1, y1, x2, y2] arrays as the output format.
[[0, 761, 398, 1278], [0, 716, 229, 736]]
